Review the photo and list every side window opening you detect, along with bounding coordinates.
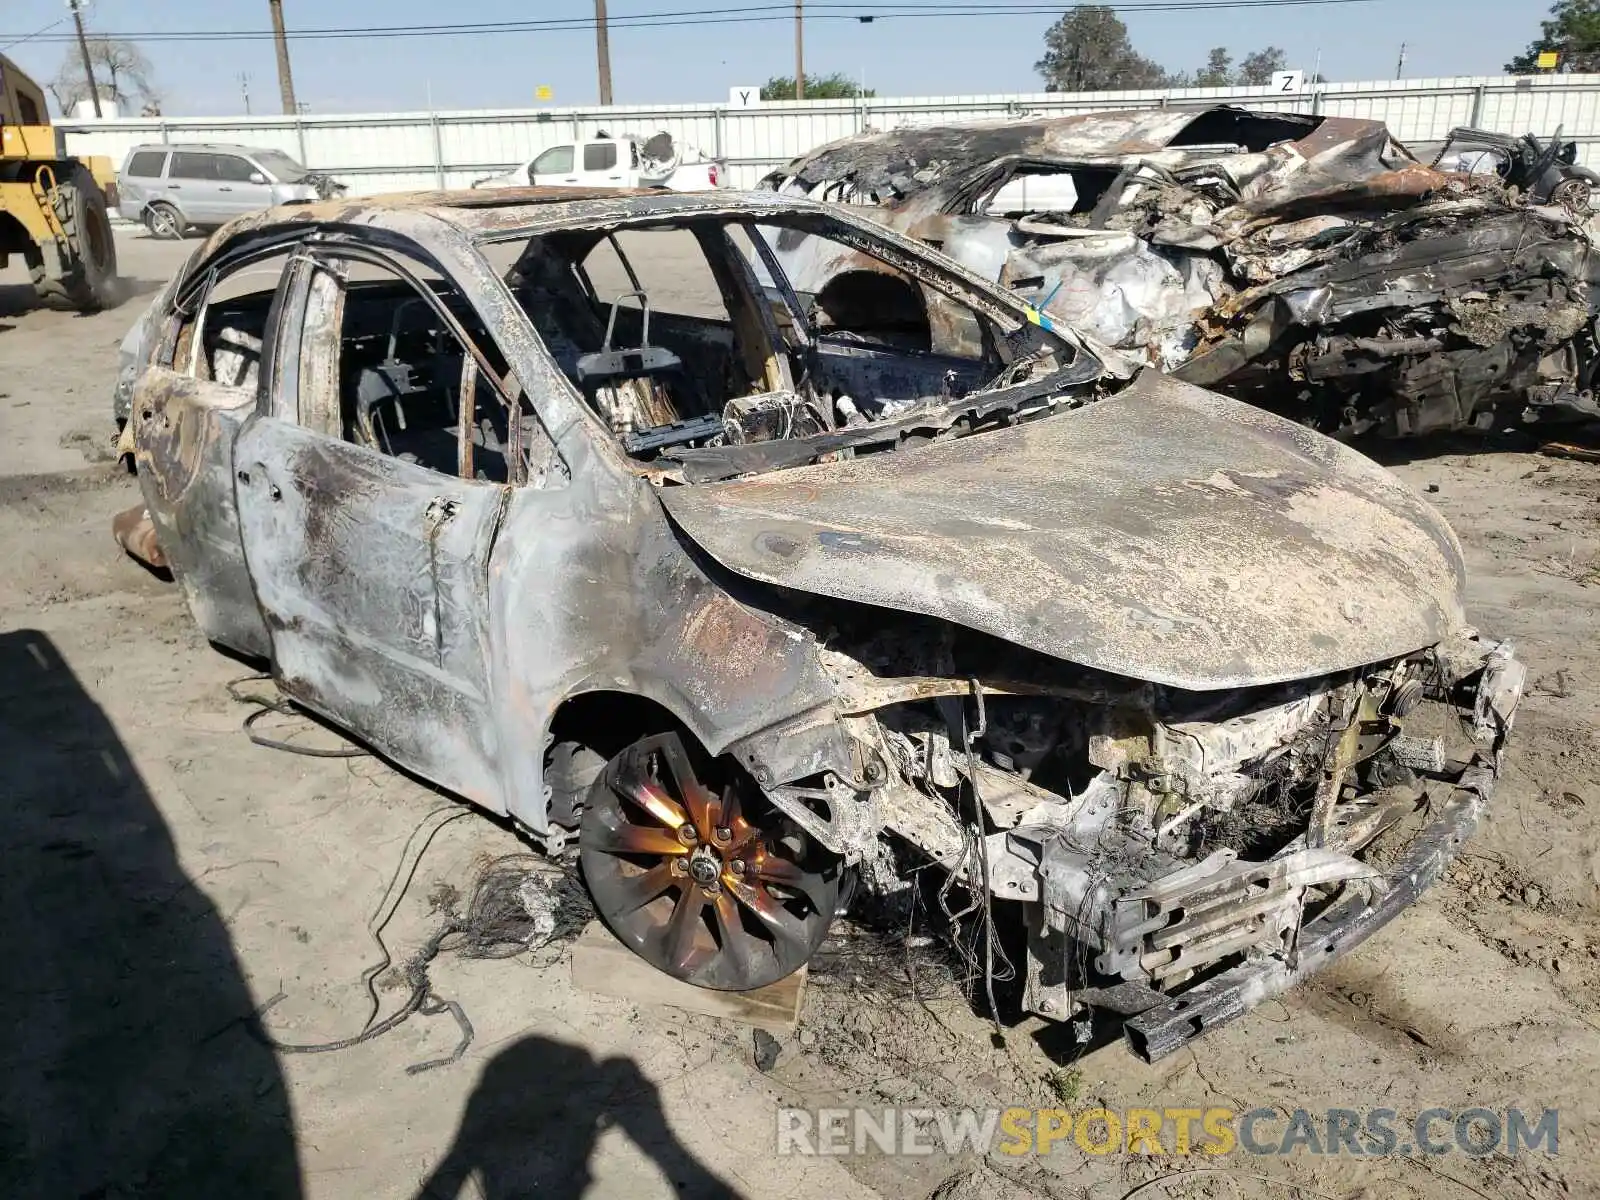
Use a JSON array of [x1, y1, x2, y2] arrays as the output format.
[[169, 151, 218, 180], [126, 150, 167, 178], [509, 225, 792, 448], [213, 156, 258, 183], [531, 145, 574, 177], [583, 142, 618, 172], [318, 256, 543, 484], [171, 251, 293, 388], [969, 164, 1121, 219]]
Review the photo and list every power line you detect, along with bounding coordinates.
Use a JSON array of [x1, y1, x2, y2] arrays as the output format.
[[0, 0, 1385, 45], [0, 14, 69, 52]]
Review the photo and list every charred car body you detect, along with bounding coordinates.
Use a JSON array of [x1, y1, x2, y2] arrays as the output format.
[[760, 106, 1597, 439], [119, 187, 1522, 1058]]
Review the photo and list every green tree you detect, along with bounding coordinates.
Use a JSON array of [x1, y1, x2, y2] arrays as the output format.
[[1035, 6, 1176, 91], [1194, 47, 1234, 87], [1236, 46, 1289, 85], [1507, 0, 1600, 71], [760, 73, 873, 100]]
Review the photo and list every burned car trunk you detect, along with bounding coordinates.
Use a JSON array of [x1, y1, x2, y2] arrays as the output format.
[[761, 106, 1598, 438], [121, 186, 1523, 1060]]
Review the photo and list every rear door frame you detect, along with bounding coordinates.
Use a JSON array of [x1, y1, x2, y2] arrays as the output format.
[[230, 235, 529, 811]]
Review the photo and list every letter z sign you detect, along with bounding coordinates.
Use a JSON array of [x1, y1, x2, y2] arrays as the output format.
[[1272, 70, 1306, 94]]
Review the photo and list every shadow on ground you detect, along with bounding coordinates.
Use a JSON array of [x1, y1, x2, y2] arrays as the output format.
[[419, 1035, 740, 1199], [0, 630, 301, 1198]]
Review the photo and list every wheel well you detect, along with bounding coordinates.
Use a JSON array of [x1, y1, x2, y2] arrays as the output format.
[[545, 690, 691, 764]]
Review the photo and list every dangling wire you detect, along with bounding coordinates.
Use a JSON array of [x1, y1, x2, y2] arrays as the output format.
[[931, 680, 1017, 1032], [226, 674, 369, 758]]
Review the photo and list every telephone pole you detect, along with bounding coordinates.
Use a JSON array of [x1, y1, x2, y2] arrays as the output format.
[[595, 0, 613, 106], [268, 0, 298, 115], [240, 72, 252, 115], [1394, 41, 1407, 80], [68, 0, 101, 118], [794, 1, 805, 100]]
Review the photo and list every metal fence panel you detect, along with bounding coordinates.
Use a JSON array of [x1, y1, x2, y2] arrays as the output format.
[[58, 74, 1600, 200]]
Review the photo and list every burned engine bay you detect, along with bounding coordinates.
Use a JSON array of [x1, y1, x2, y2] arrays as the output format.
[[776, 608, 1524, 1060], [762, 106, 1599, 439]]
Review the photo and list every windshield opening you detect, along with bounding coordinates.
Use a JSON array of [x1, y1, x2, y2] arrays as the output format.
[[252, 150, 308, 182], [495, 213, 1091, 480]]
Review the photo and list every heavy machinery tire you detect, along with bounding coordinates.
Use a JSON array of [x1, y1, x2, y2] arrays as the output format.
[[31, 166, 119, 312], [144, 201, 185, 240]]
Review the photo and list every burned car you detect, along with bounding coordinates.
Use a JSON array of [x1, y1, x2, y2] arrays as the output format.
[[760, 106, 1597, 438], [119, 187, 1523, 1059], [1423, 124, 1598, 213]]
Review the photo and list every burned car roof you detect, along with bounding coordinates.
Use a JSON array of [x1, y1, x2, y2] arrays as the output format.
[[771, 107, 1341, 199]]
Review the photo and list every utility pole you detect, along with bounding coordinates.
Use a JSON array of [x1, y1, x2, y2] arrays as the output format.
[[794, 1, 805, 100], [239, 72, 252, 115], [268, 0, 299, 116], [1394, 41, 1407, 80], [595, 0, 613, 106], [68, 0, 101, 118]]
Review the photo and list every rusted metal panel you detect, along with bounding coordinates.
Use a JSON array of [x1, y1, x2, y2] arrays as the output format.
[[480, 435, 847, 834], [660, 370, 1466, 691], [129, 368, 271, 657], [233, 415, 509, 809]]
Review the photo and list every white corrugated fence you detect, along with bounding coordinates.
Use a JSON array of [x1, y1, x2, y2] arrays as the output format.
[[55, 74, 1600, 197]]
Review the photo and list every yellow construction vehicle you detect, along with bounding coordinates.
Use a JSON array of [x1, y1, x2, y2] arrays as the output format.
[[0, 52, 117, 310]]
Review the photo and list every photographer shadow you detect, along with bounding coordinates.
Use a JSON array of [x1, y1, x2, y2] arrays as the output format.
[[420, 1035, 739, 1199]]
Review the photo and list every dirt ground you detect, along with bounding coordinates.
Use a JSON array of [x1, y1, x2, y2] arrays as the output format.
[[1, 228, 1596, 1200]]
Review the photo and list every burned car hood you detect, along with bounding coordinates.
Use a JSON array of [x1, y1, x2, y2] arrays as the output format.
[[659, 372, 1467, 691]]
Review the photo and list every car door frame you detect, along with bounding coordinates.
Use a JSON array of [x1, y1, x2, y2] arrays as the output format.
[[210, 152, 275, 220], [230, 234, 540, 813], [578, 139, 625, 187], [166, 149, 226, 225], [528, 142, 580, 186], [129, 234, 314, 658]]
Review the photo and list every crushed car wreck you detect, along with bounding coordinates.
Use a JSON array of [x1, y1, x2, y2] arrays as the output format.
[[118, 186, 1523, 1059], [760, 106, 1598, 438]]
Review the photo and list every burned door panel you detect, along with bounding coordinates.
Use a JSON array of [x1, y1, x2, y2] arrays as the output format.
[[130, 367, 271, 657], [233, 416, 507, 809]]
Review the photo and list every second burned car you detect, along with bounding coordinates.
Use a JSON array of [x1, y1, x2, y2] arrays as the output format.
[[761, 106, 1597, 439], [120, 187, 1522, 1059]]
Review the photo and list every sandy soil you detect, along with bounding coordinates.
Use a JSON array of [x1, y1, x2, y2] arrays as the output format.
[[0, 228, 1596, 1200]]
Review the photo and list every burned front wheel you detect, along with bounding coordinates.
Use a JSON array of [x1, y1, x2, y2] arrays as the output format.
[[580, 731, 844, 991]]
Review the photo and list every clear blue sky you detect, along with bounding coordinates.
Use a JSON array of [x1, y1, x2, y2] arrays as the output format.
[[0, 0, 1549, 115]]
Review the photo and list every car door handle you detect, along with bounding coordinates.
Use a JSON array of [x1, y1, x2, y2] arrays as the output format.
[[563, 177, 579, 182], [167, 183, 181, 189], [219, 186, 233, 192]]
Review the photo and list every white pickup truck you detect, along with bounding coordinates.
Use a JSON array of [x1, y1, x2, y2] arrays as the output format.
[[472, 131, 722, 192]]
